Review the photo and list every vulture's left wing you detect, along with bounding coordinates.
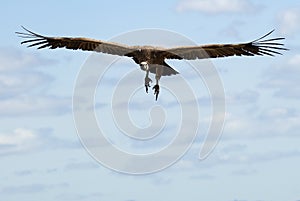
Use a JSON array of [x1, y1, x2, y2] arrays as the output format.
[[163, 30, 288, 60], [16, 26, 136, 56]]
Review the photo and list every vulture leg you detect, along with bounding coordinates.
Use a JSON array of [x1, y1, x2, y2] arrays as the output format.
[[144, 69, 152, 93], [152, 65, 162, 101]]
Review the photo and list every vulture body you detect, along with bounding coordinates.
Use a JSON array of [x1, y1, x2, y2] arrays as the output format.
[[16, 27, 287, 100]]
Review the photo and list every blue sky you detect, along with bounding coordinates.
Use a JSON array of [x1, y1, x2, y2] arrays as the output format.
[[1, 0, 300, 200]]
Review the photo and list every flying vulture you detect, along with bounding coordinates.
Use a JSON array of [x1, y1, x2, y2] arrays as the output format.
[[16, 27, 287, 100]]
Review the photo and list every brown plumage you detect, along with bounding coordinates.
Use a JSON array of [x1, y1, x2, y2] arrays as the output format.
[[16, 26, 288, 100]]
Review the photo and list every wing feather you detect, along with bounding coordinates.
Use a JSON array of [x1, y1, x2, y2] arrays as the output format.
[[16, 26, 136, 57], [164, 30, 288, 60]]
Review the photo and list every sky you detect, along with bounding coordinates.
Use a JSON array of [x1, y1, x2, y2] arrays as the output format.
[[1, 0, 300, 201]]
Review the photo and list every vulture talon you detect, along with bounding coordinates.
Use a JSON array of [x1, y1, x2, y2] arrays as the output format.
[[152, 84, 159, 101]]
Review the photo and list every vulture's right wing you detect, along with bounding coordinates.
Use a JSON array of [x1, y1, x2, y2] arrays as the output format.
[[16, 26, 136, 57]]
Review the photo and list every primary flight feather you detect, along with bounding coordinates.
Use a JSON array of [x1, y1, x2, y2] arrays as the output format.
[[16, 26, 287, 100]]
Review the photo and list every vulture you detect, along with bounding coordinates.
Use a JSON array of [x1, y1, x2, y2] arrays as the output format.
[[16, 27, 287, 100]]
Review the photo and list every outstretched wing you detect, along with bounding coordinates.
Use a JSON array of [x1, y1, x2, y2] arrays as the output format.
[[163, 30, 288, 60], [16, 26, 136, 56]]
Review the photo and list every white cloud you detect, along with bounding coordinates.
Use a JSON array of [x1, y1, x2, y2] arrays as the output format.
[[0, 47, 72, 117], [176, 0, 259, 14], [0, 128, 35, 145], [223, 113, 252, 137], [218, 22, 244, 40], [174, 138, 300, 172], [55, 192, 103, 201], [258, 107, 300, 137], [0, 128, 79, 156], [259, 55, 300, 99], [278, 8, 300, 36], [262, 107, 294, 119], [0, 71, 52, 98], [0, 182, 69, 195], [0, 95, 71, 117], [226, 89, 259, 105], [64, 161, 98, 171], [288, 54, 300, 66], [223, 106, 300, 140], [0, 48, 54, 98], [231, 168, 257, 176], [0, 128, 38, 155], [0, 183, 47, 194], [14, 170, 34, 176], [0, 47, 56, 72]]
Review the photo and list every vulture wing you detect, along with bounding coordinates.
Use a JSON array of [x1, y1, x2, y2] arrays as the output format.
[[163, 30, 288, 60], [16, 26, 136, 57]]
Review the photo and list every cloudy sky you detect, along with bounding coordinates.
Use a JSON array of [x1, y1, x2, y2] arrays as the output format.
[[1, 0, 300, 201]]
